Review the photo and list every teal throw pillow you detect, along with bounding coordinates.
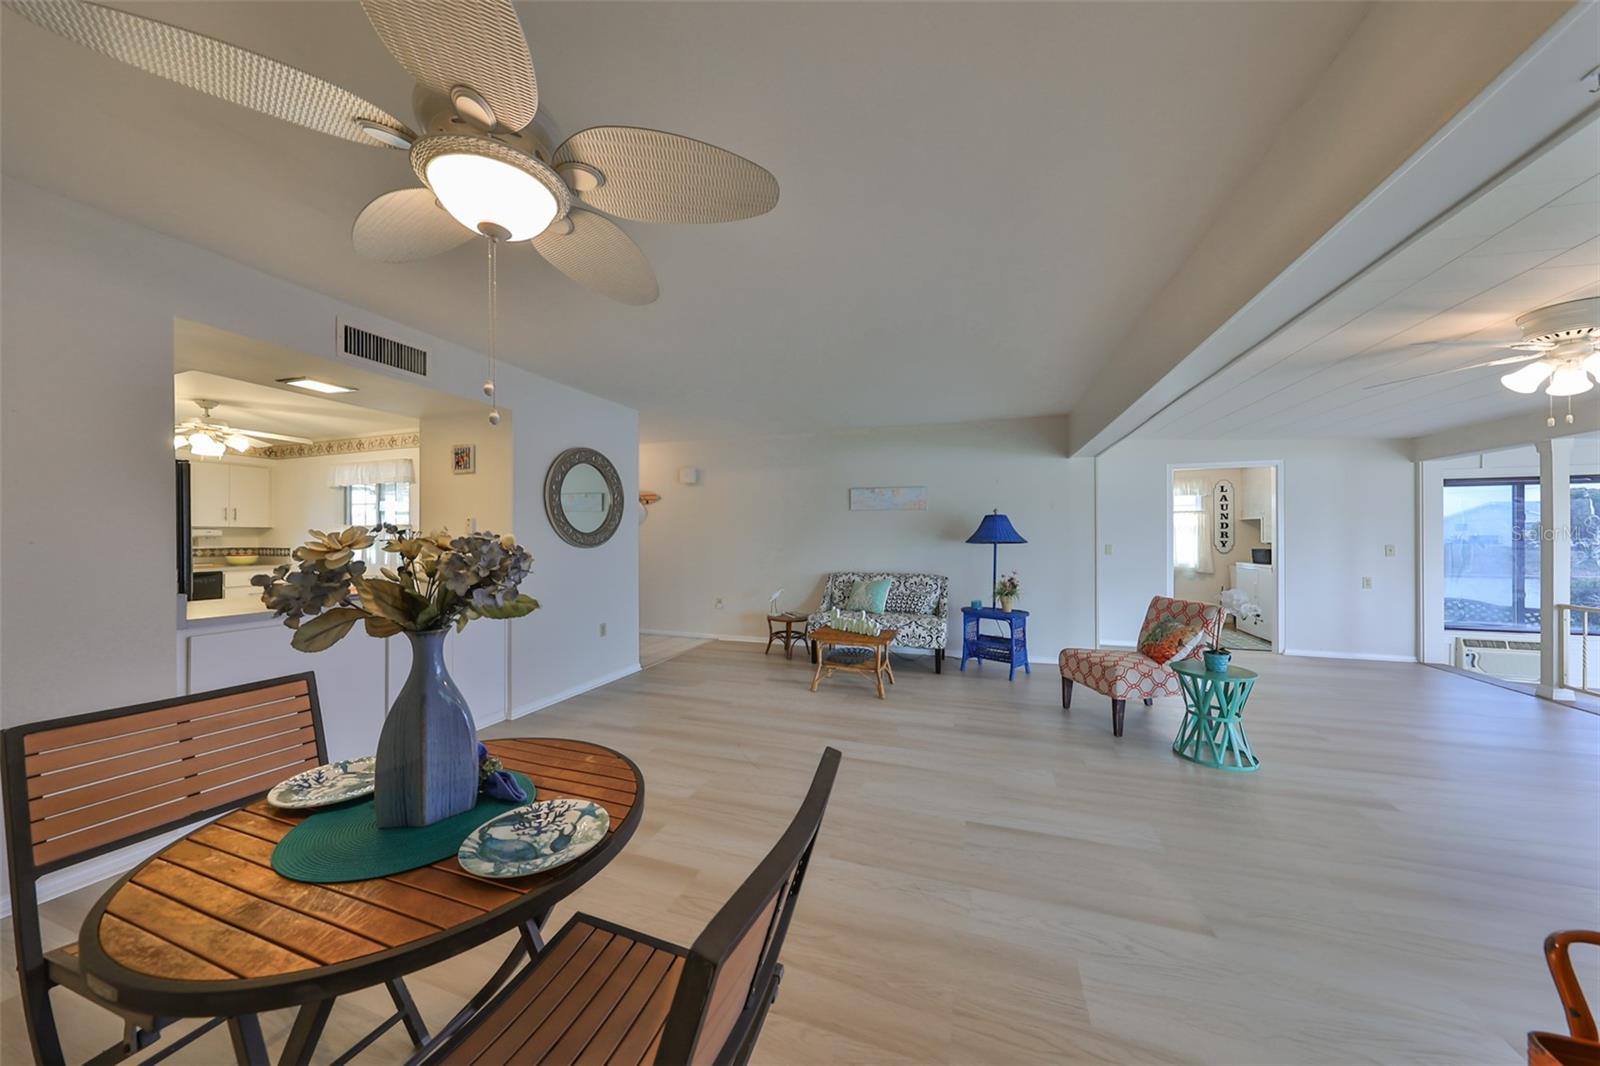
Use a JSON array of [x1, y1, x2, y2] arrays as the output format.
[[843, 578, 892, 613]]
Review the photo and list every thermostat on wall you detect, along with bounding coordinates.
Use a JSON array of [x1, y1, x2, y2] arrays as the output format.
[[677, 466, 701, 485]]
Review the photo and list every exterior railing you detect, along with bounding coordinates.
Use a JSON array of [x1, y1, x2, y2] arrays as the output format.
[[1555, 604, 1600, 697]]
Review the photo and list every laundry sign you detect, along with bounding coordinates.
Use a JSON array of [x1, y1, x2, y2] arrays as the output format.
[[1214, 478, 1235, 554]]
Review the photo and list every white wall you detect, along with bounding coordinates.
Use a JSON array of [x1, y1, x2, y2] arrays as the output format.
[[418, 413, 514, 535], [1, 177, 640, 904], [640, 417, 1096, 659], [1096, 437, 1416, 660]]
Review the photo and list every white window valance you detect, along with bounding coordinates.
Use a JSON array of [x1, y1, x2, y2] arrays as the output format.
[[328, 458, 415, 487]]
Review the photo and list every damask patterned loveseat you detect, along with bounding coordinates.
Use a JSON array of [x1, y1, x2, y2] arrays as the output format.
[[1058, 595, 1221, 737], [806, 572, 950, 672]]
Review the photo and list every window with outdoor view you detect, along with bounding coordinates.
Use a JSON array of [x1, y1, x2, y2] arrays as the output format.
[[1443, 476, 1600, 631], [345, 482, 412, 565]]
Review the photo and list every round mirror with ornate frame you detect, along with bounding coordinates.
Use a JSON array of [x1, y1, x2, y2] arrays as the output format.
[[545, 447, 625, 547]]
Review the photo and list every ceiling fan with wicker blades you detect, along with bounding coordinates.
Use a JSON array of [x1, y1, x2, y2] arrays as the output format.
[[1365, 297, 1600, 424], [4, 0, 780, 308], [175, 401, 313, 457]]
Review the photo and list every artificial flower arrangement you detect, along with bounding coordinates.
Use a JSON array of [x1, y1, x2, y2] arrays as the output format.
[[254, 525, 540, 652], [995, 571, 1021, 600]]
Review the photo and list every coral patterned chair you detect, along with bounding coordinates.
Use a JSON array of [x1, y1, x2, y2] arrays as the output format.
[[1058, 596, 1221, 737]]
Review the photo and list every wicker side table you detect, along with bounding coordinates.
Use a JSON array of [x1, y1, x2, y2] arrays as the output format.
[[766, 612, 810, 659]]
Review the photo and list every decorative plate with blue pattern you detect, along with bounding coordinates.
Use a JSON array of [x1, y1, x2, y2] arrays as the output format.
[[457, 798, 610, 878], [267, 756, 377, 810]]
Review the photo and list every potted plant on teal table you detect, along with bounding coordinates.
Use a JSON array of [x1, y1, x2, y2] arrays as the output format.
[[255, 526, 539, 828]]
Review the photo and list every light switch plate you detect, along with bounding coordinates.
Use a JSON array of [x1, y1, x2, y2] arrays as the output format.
[[1103, 544, 1113, 555], [1361, 576, 1373, 590], [1384, 544, 1396, 557]]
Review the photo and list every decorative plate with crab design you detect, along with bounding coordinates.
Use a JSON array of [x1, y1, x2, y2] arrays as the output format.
[[267, 756, 377, 809], [457, 798, 610, 878]]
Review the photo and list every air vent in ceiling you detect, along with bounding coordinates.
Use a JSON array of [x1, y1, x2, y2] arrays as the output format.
[[340, 322, 427, 376]]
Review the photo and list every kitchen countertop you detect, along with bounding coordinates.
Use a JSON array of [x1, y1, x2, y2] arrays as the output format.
[[185, 598, 274, 623]]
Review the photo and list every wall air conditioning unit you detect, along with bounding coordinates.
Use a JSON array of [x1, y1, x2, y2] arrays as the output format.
[[1454, 637, 1541, 682]]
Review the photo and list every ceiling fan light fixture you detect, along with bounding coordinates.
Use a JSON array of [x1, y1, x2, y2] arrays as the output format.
[[415, 136, 566, 242], [1546, 365, 1595, 397], [1500, 360, 1556, 394], [186, 431, 226, 458], [223, 433, 254, 453], [173, 433, 188, 450]]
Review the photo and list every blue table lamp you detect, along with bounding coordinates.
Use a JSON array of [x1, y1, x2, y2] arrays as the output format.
[[966, 510, 1027, 607]]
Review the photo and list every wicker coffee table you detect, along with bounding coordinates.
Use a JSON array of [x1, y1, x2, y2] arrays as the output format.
[[809, 626, 898, 699]]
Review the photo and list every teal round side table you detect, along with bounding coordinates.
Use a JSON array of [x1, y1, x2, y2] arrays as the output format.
[[1171, 659, 1260, 771]]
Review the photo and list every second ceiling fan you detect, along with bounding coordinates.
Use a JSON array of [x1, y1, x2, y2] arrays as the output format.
[[6, 0, 780, 306]]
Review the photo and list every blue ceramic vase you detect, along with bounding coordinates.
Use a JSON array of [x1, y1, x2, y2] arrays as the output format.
[[374, 629, 479, 828]]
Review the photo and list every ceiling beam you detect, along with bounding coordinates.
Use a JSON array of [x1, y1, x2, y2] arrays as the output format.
[[1410, 407, 1600, 462], [1066, 0, 1593, 457]]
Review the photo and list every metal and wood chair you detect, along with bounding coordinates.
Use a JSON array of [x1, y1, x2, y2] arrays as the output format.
[[1, 673, 427, 1066], [428, 747, 842, 1066], [1530, 930, 1600, 1066]]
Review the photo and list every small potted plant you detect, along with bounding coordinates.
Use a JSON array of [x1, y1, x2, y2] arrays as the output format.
[[255, 526, 539, 827], [995, 571, 1020, 612], [1207, 587, 1261, 672]]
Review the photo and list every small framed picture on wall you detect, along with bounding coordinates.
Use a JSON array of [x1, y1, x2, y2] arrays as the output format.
[[452, 444, 476, 475]]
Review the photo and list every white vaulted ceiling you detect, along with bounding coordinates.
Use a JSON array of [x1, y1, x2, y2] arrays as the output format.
[[1, 1, 1378, 442], [1135, 114, 1600, 441]]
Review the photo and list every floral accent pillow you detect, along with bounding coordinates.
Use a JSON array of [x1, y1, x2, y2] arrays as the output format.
[[884, 574, 941, 615], [1138, 619, 1207, 665], [843, 578, 893, 613]]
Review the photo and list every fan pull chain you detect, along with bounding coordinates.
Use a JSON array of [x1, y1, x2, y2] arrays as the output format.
[[485, 237, 500, 426]]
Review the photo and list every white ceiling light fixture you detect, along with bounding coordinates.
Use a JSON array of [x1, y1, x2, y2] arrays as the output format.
[[1546, 364, 1595, 397], [411, 135, 565, 242], [1499, 360, 1557, 394], [278, 377, 356, 394]]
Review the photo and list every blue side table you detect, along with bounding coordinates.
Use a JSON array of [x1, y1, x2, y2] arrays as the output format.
[[960, 606, 1030, 680]]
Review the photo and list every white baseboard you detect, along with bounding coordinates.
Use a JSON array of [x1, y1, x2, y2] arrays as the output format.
[[0, 824, 196, 919], [507, 662, 641, 720], [1282, 648, 1419, 663], [641, 628, 764, 644]]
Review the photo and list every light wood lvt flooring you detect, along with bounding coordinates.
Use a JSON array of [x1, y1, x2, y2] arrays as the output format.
[[4, 642, 1597, 1064]]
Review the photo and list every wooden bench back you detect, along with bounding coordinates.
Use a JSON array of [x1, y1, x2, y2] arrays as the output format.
[[2, 674, 325, 877], [656, 747, 841, 1066]]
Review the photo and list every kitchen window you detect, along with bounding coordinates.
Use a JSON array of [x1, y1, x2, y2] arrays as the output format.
[[346, 482, 411, 565], [1444, 476, 1600, 632]]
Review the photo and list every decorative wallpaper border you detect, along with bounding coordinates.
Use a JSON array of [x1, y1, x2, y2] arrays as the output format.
[[259, 432, 419, 460], [193, 546, 293, 559]]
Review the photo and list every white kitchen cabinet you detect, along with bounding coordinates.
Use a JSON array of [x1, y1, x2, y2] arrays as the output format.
[[1231, 562, 1276, 643], [189, 461, 271, 528], [190, 463, 232, 526], [229, 465, 271, 527], [1239, 466, 1275, 544]]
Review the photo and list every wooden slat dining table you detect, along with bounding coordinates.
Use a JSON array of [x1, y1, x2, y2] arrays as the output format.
[[73, 738, 644, 1066]]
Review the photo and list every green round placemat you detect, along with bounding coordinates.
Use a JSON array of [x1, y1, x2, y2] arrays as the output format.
[[271, 773, 536, 883]]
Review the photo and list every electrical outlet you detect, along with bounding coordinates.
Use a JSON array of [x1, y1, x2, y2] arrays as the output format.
[[1361, 576, 1373, 590], [599, 622, 607, 637], [714, 597, 725, 610], [1103, 543, 1113, 555], [1384, 544, 1396, 557]]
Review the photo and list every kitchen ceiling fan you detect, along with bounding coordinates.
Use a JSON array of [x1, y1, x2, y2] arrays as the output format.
[[1364, 297, 1600, 423], [175, 401, 312, 457], [4, 0, 779, 309]]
